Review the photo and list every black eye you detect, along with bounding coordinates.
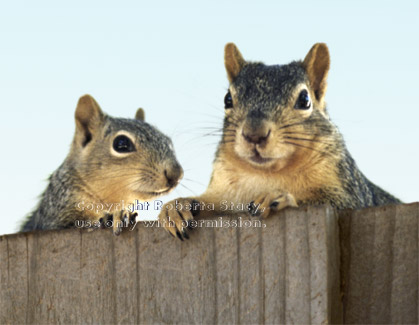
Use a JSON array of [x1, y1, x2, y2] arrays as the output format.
[[113, 135, 135, 153], [295, 90, 311, 110], [224, 91, 233, 109]]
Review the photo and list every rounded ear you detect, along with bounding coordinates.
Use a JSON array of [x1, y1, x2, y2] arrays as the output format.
[[224, 43, 246, 83], [303, 43, 330, 102], [75, 94, 105, 147], [135, 108, 145, 121]]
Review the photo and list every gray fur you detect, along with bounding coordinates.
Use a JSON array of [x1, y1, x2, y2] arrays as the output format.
[[222, 60, 401, 209], [21, 109, 180, 231]]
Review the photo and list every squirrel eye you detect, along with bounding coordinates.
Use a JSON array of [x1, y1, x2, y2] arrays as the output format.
[[224, 91, 233, 109], [295, 90, 311, 110], [113, 135, 135, 153]]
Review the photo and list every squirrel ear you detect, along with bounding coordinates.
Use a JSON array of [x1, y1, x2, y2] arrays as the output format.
[[75, 94, 105, 147], [224, 43, 246, 83], [303, 43, 330, 101], [135, 108, 145, 121]]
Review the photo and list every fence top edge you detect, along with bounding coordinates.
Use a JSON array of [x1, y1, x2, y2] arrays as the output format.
[[1, 202, 415, 241]]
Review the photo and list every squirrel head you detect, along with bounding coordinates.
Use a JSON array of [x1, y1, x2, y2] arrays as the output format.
[[71, 94, 183, 205], [222, 42, 337, 172]]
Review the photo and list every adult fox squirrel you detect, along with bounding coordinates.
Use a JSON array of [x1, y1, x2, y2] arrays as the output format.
[[158, 42, 401, 240], [21, 94, 183, 235]]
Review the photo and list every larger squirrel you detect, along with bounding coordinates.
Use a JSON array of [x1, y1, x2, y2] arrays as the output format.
[[158, 42, 401, 240], [21, 94, 183, 235]]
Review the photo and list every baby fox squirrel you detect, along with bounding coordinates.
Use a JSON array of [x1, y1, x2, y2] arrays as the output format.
[[158, 42, 401, 240], [21, 94, 183, 235]]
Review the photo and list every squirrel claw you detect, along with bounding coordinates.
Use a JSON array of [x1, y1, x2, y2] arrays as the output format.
[[248, 201, 261, 217], [249, 191, 297, 219], [158, 198, 196, 240], [176, 230, 184, 241], [129, 212, 138, 224], [113, 224, 123, 236], [97, 210, 137, 236], [182, 229, 190, 240]]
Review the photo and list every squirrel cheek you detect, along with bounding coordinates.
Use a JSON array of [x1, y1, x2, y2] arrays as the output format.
[[224, 109, 235, 118], [273, 143, 296, 160], [233, 140, 251, 159]]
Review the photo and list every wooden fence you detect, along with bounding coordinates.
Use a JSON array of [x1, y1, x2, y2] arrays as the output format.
[[0, 203, 418, 324]]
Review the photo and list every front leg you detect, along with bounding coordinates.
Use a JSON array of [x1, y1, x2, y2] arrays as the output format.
[[248, 190, 298, 218]]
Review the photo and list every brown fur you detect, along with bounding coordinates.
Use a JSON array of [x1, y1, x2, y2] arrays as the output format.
[[21, 95, 183, 234], [158, 42, 401, 240], [135, 108, 145, 121], [224, 43, 246, 83], [303, 43, 330, 102]]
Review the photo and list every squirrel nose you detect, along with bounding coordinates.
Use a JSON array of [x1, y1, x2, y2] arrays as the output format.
[[242, 129, 271, 145], [164, 163, 183, 188]]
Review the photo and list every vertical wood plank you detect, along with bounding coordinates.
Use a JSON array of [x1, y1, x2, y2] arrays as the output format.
[[214, 216, 239, 324], [391, 203, 418, 323], [1, 234, 29, 325], [180, 219, 217, 324], [327, 206, 342, 324], [308, 207, 327, 323], [113, 228, 139, 324], [80, 229, 116, 324], [369, 205, 396, 323], [285, 208, 311, 324], [308, 206, 340, 324], [26, 230, 82, 324], [238, 215, 262, 325], [343, 206, 376, 323], [261, 211, 286, 324], [338, 208, 352, 323], [0, 236, 10, 324], [138, 223, 185, 324]]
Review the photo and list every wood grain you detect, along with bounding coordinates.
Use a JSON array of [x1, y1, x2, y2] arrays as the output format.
[[3, 203, 417, 324]]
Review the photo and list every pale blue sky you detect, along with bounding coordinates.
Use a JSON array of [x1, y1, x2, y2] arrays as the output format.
[[0, 0, 418, 235]]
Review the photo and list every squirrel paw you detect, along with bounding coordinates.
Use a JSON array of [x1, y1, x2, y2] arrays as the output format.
[[248, 191, 298, 218], [99, 210, 138, 236], [158, 198, 200, 241]]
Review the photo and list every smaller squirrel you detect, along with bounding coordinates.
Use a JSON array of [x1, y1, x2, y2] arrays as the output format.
[[158, 42, 401, 240], [21, 94, 183, 235]]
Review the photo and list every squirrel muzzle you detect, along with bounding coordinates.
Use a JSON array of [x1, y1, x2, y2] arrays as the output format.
[[242, 122, 271, 147], [164, 161, 183, 189]]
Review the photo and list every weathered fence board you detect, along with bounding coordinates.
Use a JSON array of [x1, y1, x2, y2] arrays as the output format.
[[2, 203, 419, 324], [340, 202, 419, 324], [213, 217, 239, 324], [1, 233, 29, 324], [261, 209, 286, 324]]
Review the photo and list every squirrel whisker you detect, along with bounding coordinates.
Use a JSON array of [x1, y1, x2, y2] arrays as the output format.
[[282, 141, 332, 156], [282, 136, 335, 144]]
